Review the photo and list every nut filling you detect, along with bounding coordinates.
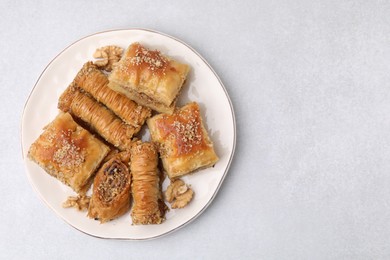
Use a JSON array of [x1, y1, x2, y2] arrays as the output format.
[[97, 159, 129, 204]]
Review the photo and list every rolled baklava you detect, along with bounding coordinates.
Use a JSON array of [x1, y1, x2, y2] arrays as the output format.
[[130, 141, 166, 225], [59, 88, 138, 151], [88, 151, 131, 223], [74, 62, 151, 127]]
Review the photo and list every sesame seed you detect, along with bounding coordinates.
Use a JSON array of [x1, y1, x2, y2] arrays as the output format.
[[52, 130, 85, 168], [168, 110, 202, 154], [129, 45, 168, 73]]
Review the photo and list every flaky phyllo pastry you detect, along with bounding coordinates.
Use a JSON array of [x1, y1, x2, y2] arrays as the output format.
[[59, 87, 138, 151], [147, 102, 219, 179], [88, 151, 131, 223], [130, 142, 166, 225], [73, 62, 151, 127], [28, 112, 110, 193], [57, 61, 152, 150], [108, 42, 190, 114]]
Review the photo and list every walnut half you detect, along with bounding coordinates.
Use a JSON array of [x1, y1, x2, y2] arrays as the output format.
[[93, 45, 123, 72], [164, 179, 194, 209], [62, 194, 90, 211]]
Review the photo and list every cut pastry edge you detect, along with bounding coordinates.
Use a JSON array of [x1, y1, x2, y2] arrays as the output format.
[[163, 158, 219, 179], [106, 42, 190, 115], [108, 81, 177, 114], [58, 82, 77, 112]]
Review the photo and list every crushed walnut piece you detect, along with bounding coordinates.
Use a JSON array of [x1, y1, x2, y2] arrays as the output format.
[[93, 45, 123, 71], [62, 194, 90, 211], [97, 160, 129, 205], [164, 179, 194, 209]]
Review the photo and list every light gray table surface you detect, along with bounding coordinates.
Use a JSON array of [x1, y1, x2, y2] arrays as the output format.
[[3, 0, 390, 259]]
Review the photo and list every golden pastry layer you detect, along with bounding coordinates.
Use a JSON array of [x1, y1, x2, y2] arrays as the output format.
[[88, 151, 131, 223], [147, 102, 219, 179], [59, 88, 138, 151], [130, 142, 166, 225], [108, 42, 190, 114], [28, 112, 110, 193], [74, 62, 151, 127]]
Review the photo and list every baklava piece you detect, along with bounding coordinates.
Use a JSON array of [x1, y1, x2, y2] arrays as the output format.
[[73, 62, 151, 127], [147, 102, 219, 179], [28, 112, 110, 193], [88, 151, 131, 223], [108, 42, 190, 114], [59, 88, 138, 151], [130, 142, 166, 225]]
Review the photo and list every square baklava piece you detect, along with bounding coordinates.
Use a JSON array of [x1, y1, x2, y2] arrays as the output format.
[[28, 112, 110, 193], [147, 102, 218, 179], [108, 42, 190, 114]]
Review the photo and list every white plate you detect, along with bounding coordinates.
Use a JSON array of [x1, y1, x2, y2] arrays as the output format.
[[21, 29, 236, 240]]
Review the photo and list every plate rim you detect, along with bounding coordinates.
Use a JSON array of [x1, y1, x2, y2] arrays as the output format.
[[21, 28, 236, 240]]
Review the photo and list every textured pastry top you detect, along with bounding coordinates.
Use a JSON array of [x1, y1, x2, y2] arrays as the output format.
[[59, 87, 138, 151], [28, 112, 110, 193], [74, 62, 151, 127], [108, 42, 190, 113], [149, 102, 212, 158], [147, 102, 219, 178], [130, 141, 165, 225]]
